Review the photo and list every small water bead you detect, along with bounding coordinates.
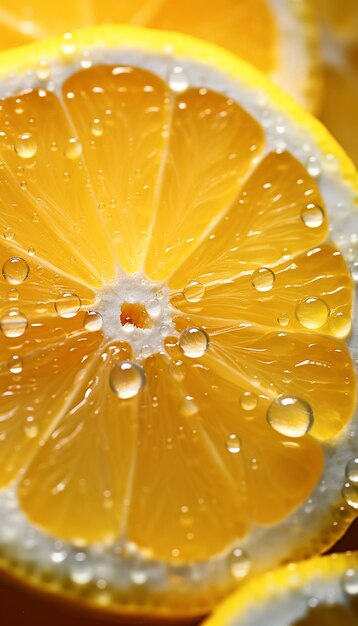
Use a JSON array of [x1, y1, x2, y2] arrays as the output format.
[[84, 310, 103, 332], [183, 280, 205, 303], [277, 312, 289, 327], [306, 156, 322, 178], [91, 118, 103, 137], [346, 458, 358, 484], [295, 297, 330, 330], [8, 354, 23, 374], [342, 568, 358, 596], [350, 261, 358, 283], [180, 396, 199, 417], [225, 434, 241, 454], [65, 138, 82, 159], [266, 396, 313, 438], [228, 548, 251, 579], [342, 482, 358, 509], [61, 32, 76, 56], [2, 256, 29, 284], [1, 309, 28, 338], [109, 361, 146, 399], [301, 203, 324, 228], [8, 288, 19, 301], [4, 228, 14, 241], [251, 267, 275, 292], [329, 310, 351, 338], [24, 416, 39, 439], [240, 391, 258, 411], [55, 292, 81, 318], [179, 327, 210, 358], [168, 66, 189, 93], [168, 360, 185, 382], [15, 133, 37, 159], [36, 61, 50, 81]]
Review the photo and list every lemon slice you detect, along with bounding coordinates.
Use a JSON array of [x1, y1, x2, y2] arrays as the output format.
[[0, 25, 356, 621], [0, 0, 320, 110], [203, 551, 358, 626]]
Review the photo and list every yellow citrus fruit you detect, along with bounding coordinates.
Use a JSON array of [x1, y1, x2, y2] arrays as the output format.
[[0, 25, 356, 622], [315, 0, 358, 166], [203, 551, 358, 626], [0, 0, 321, 110]]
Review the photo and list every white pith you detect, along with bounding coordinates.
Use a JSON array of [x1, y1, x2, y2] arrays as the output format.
[[0, 29, 356, 616], [95, 270, 176, 357]]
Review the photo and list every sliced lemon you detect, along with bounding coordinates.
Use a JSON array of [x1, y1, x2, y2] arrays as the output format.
[[0, 0, 321, 110], [0, 25, 356, 621], [203, 551, 358, 626]]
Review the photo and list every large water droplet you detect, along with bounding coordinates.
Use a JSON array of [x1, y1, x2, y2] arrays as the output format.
[[1, 309, 28, 338], [329, 310, 351, 338], [301, 203, 324, 228], [228, 548, 251, 579], [342, 482, 358, 509], [2, 256, 29, 284], [240, 391, 258, 411], [183, 280, 205, 303], [15, 133, 37, 158], [225, 434, 241, 454], [109, 361, 146, 399], [65, 138, 82, 159], [179, 327, 209, 358], [295, 297, 329, 329], [84, 310, 103, 332], [251, 267, 275, 292], [346, 458, 358, 484], [55, 292, 81, 318], [266, 396, 313, 438], [8, 354, 23, 374]]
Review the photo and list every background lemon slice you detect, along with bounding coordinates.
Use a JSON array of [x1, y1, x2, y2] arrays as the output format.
[[0, 25, 356, 621], [0, 0, 320, 110], [203, 551, 358, 626]]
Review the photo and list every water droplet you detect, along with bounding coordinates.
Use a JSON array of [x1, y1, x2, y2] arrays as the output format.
[[301, 203, 324, 228], [277, 312, 289, 327], [240, 392, 258, 411], [168, 66, 189, 93], [229, 548, 251, 579], [351, 261, 358, 283], [109, 361, 146, 399], [27, 247, 36, 257], [295, 297, 329, 329], [180, 396, 199, 417], [8, 288, 19, 301], [15, 133, 37, 159], [183, 280, 205, 303], [342, 482, 358, 509], [251, 267, 275, 292], [342, 568, 358, 595], [179, 327, 209, 358], [61, 32, 76, 56], [2, 256, 29, 284], [266, 396, 313, 438], [36, 61, 50, 81], [130, 565, 148, 586], [4, 228, 14, 241], [65, 138, 82, 159], [24, 416, 39, 439], [84, 310, 102, 332], [168, 360, 185, 382], [0, 309, 28, 338], [91, 118, 103, 137], [225, 434, 241, 454], [70, 552, 93, 585], [346, 458, 358, 484], [306, 156, 321, 178], [8, 354, 23, 374], [55, 292, 81, 318], [50, 542, 68, 563], [329, 310, 351, 338]]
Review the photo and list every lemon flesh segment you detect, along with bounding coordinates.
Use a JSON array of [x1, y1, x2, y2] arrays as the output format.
[[203, 552, 358, 626], [0, 24, 355, 620]]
